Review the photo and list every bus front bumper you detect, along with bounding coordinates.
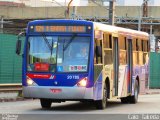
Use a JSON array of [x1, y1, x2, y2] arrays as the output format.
[[23, 86, 93, 100]]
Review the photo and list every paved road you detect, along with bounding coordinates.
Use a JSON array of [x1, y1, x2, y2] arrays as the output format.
[[0, 94, 160, 120], [0, 94, 160, 114]]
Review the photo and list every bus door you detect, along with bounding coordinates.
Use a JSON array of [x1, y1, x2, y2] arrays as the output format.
[[113, 36, 119, 96], [127, 37, 133, 94]]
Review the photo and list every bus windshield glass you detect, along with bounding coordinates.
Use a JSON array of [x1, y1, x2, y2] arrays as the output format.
[[27, 36, 90, 73]]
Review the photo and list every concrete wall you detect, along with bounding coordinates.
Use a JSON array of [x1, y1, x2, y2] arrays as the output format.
[[0, 6, 66, 19], [0, 6, 160, 19]]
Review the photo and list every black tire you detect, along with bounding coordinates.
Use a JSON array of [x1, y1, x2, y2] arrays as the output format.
[[40, 99, 52, 108], [96, 84, 107, 110], [121, 97, 129, 104], [129, 80, 139, 104]]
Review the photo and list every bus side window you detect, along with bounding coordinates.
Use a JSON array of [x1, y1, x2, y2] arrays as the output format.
[[144, 40, 148, 52], [119, 36, 127, 65], [147, 41, 149, 52], [109, 35, 112, 49], [138, 39, 142, 51], [94, 38, 103, 64], [103, 34, 113, 65], [138, 39, 143, 65], [136, 39, 138, 51], [142, 40, 144, 51], [94, 39, 97, 64], [132, 39, 136, 51], [132, 38, 138, 66], [119, 36, 126, 50], [136, 39, 139, 65], [143, 40, 148, 64]]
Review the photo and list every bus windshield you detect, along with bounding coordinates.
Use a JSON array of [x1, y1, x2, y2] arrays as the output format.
[[27, 36, 90, 73]]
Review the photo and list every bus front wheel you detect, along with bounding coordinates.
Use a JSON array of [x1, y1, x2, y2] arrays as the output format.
[[40, 99, 52, 108], [129, 80, 139, 104], [95, 84, 107, 109]]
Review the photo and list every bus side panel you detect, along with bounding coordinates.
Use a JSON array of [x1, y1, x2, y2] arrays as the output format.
[[118, 65, 127, 97], [118, 65, 137, 98], [93, 71, 103, 100]]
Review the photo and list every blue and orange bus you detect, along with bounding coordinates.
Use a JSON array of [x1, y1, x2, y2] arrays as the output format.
[[16, 19, 149, 109]]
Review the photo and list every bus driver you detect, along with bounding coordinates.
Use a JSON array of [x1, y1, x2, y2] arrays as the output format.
[[76, 46, 88, 59]]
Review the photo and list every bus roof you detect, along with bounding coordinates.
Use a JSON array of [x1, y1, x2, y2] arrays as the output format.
[[93, 22, 149, 39], [27, 19, 149, 39], [28, 19, 93, 26]]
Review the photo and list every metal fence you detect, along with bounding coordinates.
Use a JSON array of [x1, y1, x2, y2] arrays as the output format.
[[0, 32, 22, 84], [149, 52, 160, 88]]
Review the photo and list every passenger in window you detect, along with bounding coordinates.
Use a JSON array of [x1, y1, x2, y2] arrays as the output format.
[[77, 46, 88, 59], [119, 52, 125, 65]]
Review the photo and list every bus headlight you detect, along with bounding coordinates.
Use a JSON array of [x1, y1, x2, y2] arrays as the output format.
[[77, 77, 88, 87], [27, 77, 37, 86]]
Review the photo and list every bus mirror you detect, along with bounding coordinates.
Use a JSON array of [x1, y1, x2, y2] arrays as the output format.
[[16, 40, 22, 55], [16, 32, 25, 55], [96, 46, 102, 57]]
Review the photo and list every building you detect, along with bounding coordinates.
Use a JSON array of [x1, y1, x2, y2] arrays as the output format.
[[0, 1, 25, 6], [148, 0, 160, 6], [115, 0, 160, 6], [1, 0, 160, 7], [0, 0, 86, 7]]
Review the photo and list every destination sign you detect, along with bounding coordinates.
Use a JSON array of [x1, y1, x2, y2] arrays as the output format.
[[31, 25, 87, 33]]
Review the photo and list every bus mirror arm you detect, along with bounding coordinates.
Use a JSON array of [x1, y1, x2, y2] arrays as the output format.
[[16, 39, 22, 55], [16, 32, 25, 56]]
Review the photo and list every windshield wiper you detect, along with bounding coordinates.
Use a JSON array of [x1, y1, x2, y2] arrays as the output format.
[[63, 34, 77, 51], [50, 37, 54, 57], [41, 33, 52, 52], [41, 33, 55, 62]]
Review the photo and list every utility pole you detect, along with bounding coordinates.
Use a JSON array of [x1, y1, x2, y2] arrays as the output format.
[[65, 0, 74, 19], [138, 6, 142, 31], [72, 6, 77, 19], [143, 0, 148, 17], [138, 0, 149, 31], [108, 0, 115, 25], [143, 0, 149, 32]]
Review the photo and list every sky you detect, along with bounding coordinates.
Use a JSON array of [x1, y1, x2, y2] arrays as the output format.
[[105, 0, 160, 6], [0, 0, 160, 7], [0, 0, 87, 6]]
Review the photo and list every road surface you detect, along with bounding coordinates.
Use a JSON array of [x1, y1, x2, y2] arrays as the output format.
[[0, 94, 160, 120]]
